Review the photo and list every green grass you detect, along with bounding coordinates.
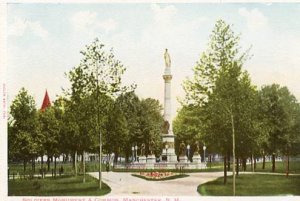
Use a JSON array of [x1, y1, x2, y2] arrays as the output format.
[[246, 161, 300, 174], [198, 174, 300, 196], [8, 174, 111, 196], [132, 173, 189, 181], [8, 161, 108, 176]]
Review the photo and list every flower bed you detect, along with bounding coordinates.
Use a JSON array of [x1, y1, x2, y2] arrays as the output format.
[[132, 172, 189, 181]]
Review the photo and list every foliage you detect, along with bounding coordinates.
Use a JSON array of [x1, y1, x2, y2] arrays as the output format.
[[258, 84, 300, 156], [178, 19, 257, 186], [139, 98, 164, 156], [105, 102, 129, 158], [258, 84, 300, 171], [38, 107, 60, 159], [204, 62, 258, 156], [64, 38, 133, 157], [182, 19, 250, 106], [108, 92, 164, 160], [173, 105, 203, 155], [8, 88, 39, 165]]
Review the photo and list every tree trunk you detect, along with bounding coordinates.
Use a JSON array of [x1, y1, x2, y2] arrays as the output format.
[[72, 153, 75, 168], [32, 158, 34, 171], [75, 151, 78, 176], [236, 158, 239, 176], [41, 155, 44, 169], [227, 152, 230, 171], [23, 159, 26, 173], [231, 111, 236, 196], [114, 152, 119, 163], [251, 154, 254, 172], [41, 155, 44, 178], [254, 156, 256, 171], [286, 149, 290, 177], [223, 155, 227, 185], [47, 155, 50, 171], [262, 154, 265, 169], [54, 157, 57, 178], [83, 152, 86, 183], [243, 158, 247, 171], [272, 153, 275, 172]]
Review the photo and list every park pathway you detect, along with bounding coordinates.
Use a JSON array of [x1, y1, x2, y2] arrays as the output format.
[[89, 171, 225, 196]]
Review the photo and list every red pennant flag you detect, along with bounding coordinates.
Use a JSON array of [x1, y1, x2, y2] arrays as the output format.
[[41, 90, 51, 111]]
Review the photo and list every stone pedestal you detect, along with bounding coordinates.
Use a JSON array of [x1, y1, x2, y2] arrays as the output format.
[[179, 156, 188, 163], [192, 154, 201, 164], [146, 155, 156, 164], [139, 156, 147, 164], [162, 134, 177, 163]]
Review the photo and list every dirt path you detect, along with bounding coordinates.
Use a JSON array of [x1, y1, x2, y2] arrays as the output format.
[[89, 171, 225, 196]]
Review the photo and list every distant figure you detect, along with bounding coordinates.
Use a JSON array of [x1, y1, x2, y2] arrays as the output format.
[[164, 49, 171, 68], [179, 141, 186, 156]]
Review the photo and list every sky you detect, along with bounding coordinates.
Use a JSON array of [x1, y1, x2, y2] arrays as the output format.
[[6, 2, 300, 122]]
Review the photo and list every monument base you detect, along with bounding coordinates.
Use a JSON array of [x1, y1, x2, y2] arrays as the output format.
[[167, 153, 178, 162], [179, 156, 188, 163], [146, 155, 156, 164], [139, 156, 147, 164], [192, 154, 201, 163], [161, 133, 177, 163]]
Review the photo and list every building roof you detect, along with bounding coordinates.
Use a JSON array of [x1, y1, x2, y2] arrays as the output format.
[[41, 90, 51, 111]]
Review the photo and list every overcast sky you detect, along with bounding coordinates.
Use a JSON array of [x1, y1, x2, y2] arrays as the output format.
[[7, 3, 300, 121]]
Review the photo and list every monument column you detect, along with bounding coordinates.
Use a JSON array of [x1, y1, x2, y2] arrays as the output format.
[[162, 49, 177, 163]]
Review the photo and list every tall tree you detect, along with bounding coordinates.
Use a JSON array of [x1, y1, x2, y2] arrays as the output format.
[[112, 92, 164, 160], [173, 105, 203, 156], [115, 92, 141, 161], [258, 84, 300, 173], [38, 107, 60, 172], [105, 102, 129, 163], [8, 88, 39, 172], [139, 98, 164, 156], [66, 38, 134, 185], [205, 62, 257, 194], [181, 20, 258, 193]]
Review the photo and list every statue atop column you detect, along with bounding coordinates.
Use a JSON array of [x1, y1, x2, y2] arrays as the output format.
[[164, 49, 171, 68]]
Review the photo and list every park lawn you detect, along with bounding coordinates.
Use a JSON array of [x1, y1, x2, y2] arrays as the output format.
[[8, 174, 111, 196], [246, 161, 300, 174], [198, 174, 300, 196]]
